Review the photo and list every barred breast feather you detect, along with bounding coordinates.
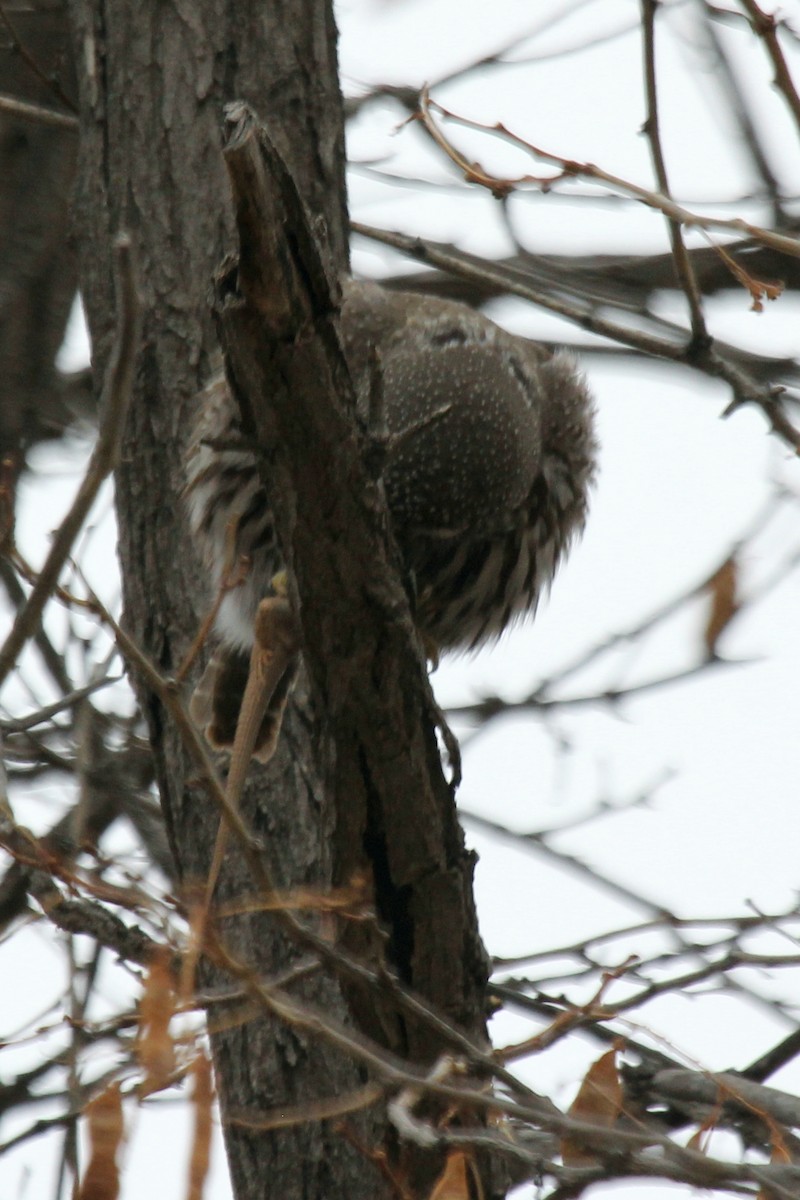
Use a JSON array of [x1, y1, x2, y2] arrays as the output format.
[[185, 279, 597, 660]]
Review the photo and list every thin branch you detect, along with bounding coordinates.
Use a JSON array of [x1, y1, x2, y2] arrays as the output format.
[[697, 0, 785, 227], [451, 656, 744, 722], [81, 586, 550, 1105], [352, 221, 695, 358], [743, 1027, 800, 1083], [227, 1082, 383, 1131], [739, 0, 800, 137], [0, 92, 78, 129], [415, 89, 800, 258], [642, 0, 708, 340], [200, 940, 800, 1199], [0, 676, 121, 733], [0, 234, 142, 690], [493, 903, 800, 974], [351, 221, 800, 450], [0, 558, 73, 695], [462, 809, 676, 921], [0, 2, 77, 113], [449, 490, 797, 733]]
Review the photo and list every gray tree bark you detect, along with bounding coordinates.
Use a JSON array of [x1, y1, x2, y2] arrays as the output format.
[[65, 2, 495, 1197], [0, 1, 84, 482]]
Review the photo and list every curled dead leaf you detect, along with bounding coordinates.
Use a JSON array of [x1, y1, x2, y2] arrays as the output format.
[[186, 1051, 214, 1200], [79, 1082, 124, 1200], [713, 242, 784, 312], [704, 556, 738, 658], [428, 1148, 479, 1200], [561, 1048, 622, 1167], [137, 944, 177, 1095]]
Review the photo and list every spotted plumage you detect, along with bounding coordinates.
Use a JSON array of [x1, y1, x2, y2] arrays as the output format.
[[184, 278, 597, 754]]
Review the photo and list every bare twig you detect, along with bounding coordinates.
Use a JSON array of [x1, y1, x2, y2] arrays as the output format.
[[0, 676, 121, 733], [698, 0, 785, 227], [641, 0, 708, 340], [0, 234, 142, 690], [739, 0, 800, 137], [351, 221, 800, 450], [414, 89, 800, 258], [0, 2, 77, 113], [0, 92, 78, 129], [0, 558, 72, 695]]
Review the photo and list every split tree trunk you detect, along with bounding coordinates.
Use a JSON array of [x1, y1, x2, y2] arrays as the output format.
[[66, 2, 496, 1196]]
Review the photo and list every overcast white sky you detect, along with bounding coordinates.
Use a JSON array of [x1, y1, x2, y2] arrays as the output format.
[[3, 2, 800, 1197]]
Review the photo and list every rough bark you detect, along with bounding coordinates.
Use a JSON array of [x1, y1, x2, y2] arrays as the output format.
[[66, 4, 381, 1198], [66, 2, 494, 1198], [0, 1, 84, 483]]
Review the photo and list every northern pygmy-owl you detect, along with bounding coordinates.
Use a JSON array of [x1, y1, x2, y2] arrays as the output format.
[[185, 279, 597, 757]]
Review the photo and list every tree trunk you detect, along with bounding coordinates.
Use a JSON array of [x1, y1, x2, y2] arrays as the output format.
[[0, 0, 82, 483], [67, 2, 495, 1196]]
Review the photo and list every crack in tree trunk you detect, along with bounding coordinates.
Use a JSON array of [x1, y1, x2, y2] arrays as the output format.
[[65, 2, 496, 1197]]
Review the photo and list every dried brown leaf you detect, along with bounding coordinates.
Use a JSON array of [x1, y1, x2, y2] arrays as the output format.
[[186, 1051, 214, 1200], [428, 1149, 474, 1200], [137, 944, 177, 1094], [765, 1115, 792, 1164], [79, 1082, 124, 1200], [757, 1133, 794, 1200], [713, 242, 784, 312], [686, 1126, 704, 1152], [704, 556, 739, 657], [179, 900, 206, 1007], [561, 1048, 622, 1166], [686, 1095, 723, 1153]]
